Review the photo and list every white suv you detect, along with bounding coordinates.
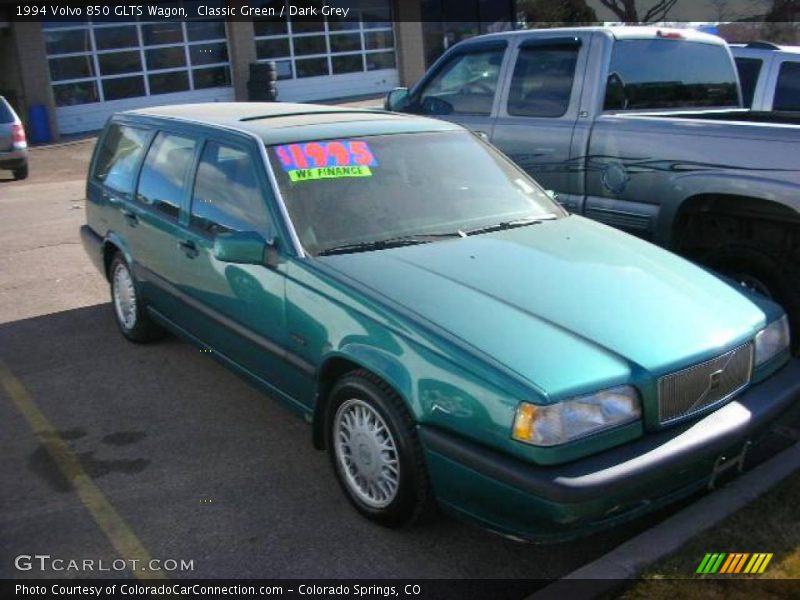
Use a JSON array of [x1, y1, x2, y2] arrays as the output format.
[[731, 42, 800, 112]]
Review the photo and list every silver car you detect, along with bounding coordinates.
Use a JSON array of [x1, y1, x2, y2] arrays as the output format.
[[0, 96, 28, 180]]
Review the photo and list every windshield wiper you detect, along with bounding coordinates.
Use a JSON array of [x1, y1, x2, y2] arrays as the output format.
[[463, 215, 558, 236], [317, 231, 466, 256]]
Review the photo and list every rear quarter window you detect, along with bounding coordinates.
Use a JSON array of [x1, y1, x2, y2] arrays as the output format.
[[93, 123, 150, 194]]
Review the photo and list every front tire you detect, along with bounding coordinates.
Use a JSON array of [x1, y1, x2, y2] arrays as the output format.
[[109, 253, 164, 343], [326, 370, 435, 527]]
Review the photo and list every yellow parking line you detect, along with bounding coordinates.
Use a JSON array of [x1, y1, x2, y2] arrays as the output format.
[[0, 360, 166, 580]]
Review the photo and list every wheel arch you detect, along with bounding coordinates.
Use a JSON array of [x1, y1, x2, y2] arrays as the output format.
[[670, 192, 800, 251], [653, 172, 800, 248], [101, 232, 134, 280], [312, 347, 414, 450]]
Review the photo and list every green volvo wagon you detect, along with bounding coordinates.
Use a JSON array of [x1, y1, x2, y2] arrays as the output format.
[[81, 103, 799, 541]]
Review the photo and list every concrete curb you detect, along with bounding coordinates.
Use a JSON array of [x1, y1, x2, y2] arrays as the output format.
[[530, 441, 800, 599]]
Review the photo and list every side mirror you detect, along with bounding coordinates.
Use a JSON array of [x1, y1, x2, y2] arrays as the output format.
[[385, 87, 410, 111], [213, 231, 280, 268]]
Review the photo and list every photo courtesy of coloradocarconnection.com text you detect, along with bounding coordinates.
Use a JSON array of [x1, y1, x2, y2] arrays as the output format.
[[1, 0, 800, 599]]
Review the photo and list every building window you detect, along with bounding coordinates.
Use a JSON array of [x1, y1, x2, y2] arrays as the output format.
[[44, 18, 232, 107], [253, 0, 396, 80]]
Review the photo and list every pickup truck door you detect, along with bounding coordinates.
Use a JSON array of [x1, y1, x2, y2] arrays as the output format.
[[406, 39, 510, 138], [490, 34, 590, 212]]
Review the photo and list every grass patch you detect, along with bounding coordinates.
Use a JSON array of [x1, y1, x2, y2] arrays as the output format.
[[619, 470, 800, 599]]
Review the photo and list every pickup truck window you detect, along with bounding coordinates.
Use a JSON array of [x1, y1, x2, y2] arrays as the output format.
[[136, 132, 197, 219], [604, 40, 739, 110], [418, 48, 504, 116], [774, 61, 800, 111], [190, 142, 272, 235], [508, 45, 578, 117]]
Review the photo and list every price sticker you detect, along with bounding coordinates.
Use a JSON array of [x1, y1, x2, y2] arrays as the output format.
[[274, 140, 378, 182]]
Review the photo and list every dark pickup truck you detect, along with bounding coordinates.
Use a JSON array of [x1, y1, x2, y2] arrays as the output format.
[[387, 26, 800, 350]]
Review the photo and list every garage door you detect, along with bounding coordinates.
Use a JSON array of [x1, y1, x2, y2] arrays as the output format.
[[253, 0, 399, 101], [43, 20, 234, 135]]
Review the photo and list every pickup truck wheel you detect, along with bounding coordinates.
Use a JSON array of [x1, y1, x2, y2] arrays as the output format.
[[109, 253, 164, 343], [12, 164, 28, 180], [706, 244, 799, 353], [326, 370, 435, 527]]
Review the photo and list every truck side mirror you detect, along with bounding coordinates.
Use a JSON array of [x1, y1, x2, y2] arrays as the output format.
[[385, 87, 410, 111]]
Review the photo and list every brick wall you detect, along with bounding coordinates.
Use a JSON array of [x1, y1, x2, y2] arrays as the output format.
[[392, 1, 426, 88]]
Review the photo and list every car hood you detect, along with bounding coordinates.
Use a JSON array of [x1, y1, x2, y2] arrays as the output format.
[[320, 216, 767, 398]]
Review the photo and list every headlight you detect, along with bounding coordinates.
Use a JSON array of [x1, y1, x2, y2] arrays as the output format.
[[512, 385, 641, 447], [754, 315, 790, 367]]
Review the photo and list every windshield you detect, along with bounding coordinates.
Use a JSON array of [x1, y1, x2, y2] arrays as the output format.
[[604, 40, 740, 110], [267, 131, 563, 256]]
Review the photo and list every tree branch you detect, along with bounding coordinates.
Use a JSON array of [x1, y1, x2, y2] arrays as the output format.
[[643, 0, 680, 22]]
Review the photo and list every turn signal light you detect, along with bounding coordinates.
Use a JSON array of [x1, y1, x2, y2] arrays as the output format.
[[512, 403, 537, 441]]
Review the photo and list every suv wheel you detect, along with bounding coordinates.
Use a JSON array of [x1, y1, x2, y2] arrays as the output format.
[[326, 370, 435, 527], [109, 253, 164, 343]]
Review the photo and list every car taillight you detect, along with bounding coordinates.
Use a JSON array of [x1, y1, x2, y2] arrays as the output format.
[[12, 123, 27, 147]]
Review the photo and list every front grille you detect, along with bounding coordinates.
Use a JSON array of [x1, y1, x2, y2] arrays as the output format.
[[658, 343, 753, 424]]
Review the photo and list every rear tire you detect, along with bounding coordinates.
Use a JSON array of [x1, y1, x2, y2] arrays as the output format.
[[12, 164, 28, 180], [326, 370, 436, 527], [109, 253, 165, 343]]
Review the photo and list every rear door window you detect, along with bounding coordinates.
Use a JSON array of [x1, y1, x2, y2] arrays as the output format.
[[774, 61, 800, 111], [190, 142, 272, 235], [507, 43, 579, 117], [604, 40, 739, 110], [136, 131, 198, 219], [93, 123, 150, 194], [734, 57, 763, 108]]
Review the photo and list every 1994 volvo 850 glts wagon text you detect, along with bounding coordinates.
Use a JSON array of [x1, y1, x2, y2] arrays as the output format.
[[81, 102, 799, 541]]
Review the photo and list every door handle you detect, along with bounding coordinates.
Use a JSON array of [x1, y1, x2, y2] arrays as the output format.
[[103, 191, 120, 205], [121, 208, 138, 227], [178, 240, 198, 259]]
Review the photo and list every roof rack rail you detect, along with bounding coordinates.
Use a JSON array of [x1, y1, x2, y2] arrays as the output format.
[[239, 109, 389, 122], [746, 41, 781, 50]]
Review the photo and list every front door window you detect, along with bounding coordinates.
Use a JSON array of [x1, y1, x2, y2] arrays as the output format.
[[417, 48, 504, 116]]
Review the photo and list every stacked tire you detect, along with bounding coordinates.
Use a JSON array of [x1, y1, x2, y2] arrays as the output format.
[[248, 62, 278, 102]]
